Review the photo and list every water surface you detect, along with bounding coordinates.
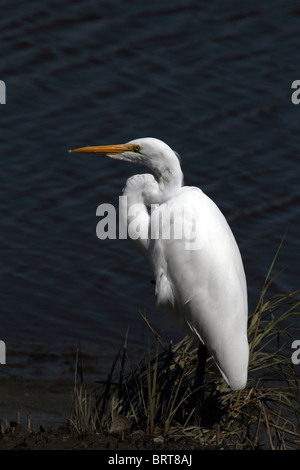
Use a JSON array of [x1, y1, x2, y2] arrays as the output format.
[[1, 0, 299, 380]]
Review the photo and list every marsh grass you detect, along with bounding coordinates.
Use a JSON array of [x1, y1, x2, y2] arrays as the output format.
[[69, 243, 300, 449], [68, 350, 99, 434]]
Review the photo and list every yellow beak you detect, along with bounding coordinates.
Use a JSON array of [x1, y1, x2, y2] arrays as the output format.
[[70, 144, 135, 154]]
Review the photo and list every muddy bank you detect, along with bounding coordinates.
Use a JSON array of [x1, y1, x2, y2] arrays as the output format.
[[0, 421, 215, 450], [0, 377, 80, 429], [0, 377, 219, 450]]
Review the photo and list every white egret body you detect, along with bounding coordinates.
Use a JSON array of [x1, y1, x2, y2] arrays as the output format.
[[71, 138, 249, 390]]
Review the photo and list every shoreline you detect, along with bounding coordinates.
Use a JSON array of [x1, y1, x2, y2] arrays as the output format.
[[0, 376, 80, 430], [0, 377, 213, 450]]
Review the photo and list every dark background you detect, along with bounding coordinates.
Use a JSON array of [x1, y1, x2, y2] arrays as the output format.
[[1, 0, 299, 380]]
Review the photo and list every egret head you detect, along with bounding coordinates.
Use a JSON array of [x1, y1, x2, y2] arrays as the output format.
[[70, 137, 182, 179]]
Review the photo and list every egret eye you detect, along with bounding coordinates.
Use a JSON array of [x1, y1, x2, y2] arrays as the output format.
[[133, 145, 141, 153]]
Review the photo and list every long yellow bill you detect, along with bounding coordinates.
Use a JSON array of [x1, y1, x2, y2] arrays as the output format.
[[70, 144, 135, 154]]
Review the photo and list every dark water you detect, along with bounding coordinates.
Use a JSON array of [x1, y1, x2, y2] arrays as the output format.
[[1, 0, 300, 381]]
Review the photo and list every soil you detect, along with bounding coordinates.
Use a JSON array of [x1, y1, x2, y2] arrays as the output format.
[[0, 377, 218, 451], [0, 422, 216, 450]]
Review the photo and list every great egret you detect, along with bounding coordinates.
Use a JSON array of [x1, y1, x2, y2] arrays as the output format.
[[71, 137, 249, 391]]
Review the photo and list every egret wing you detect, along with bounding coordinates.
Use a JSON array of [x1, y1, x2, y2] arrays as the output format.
[[149, 187, 248, 390]]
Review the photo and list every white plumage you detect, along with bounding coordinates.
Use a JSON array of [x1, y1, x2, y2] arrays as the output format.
[[71, 137, 249, 390]]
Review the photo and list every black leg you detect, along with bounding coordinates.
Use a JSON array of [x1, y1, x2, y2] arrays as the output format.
[[194, 343, 207, 389], [193, 342, 207, 424]]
